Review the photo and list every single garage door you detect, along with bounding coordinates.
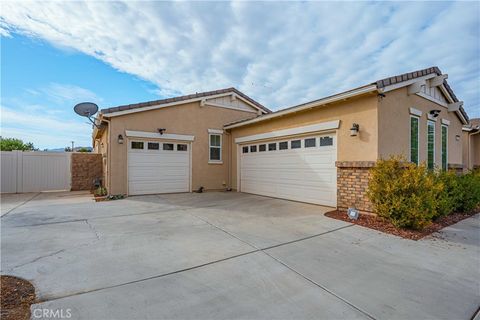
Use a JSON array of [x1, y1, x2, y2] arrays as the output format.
[[240, 134, 336, 206], [128, 140, 191, 195]]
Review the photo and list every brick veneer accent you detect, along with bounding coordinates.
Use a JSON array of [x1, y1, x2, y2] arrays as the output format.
[[336, 161, 375, 213], [71, 153, 103, 191]]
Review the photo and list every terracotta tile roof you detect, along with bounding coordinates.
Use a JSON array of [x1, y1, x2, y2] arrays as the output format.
[[100, 87, 271, 115], [376, 66, 468, 122], [226, 66, 470, 128]]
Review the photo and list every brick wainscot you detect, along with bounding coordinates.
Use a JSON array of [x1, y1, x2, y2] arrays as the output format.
[[336, 161, 375, 213]]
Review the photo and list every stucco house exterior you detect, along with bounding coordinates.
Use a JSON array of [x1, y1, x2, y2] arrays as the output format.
[[93, 66, 469, 212], [463, 118, 480, 171]]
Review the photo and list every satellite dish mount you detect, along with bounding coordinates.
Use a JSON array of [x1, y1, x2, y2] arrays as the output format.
[[74, 102, 101, 128]]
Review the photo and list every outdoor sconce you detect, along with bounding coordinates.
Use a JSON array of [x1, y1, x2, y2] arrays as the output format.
[[456, 135, 461, 141], [118, 134, 124, 144], [350, 123, 360, 136], [429, 109, 441, 118]]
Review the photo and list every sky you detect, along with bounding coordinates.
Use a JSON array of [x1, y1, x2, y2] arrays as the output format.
[[1, 1, 479, 149]]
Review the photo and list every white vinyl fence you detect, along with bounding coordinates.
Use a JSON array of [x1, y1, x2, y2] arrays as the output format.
[[1, 151, 71, 193]]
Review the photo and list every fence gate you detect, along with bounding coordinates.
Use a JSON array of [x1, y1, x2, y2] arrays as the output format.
[[0, 151, 71, 193]]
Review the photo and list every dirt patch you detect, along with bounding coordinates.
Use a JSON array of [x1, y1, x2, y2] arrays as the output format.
[[325, 210, 478, 240], [1, 275, 36, 320]]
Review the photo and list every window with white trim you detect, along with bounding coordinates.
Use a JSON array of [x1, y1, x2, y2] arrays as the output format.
[[410, 116, 419, 165], [427, 120, 435, 170], [441, 125, 448, 170], [209, 134, 222, 162]]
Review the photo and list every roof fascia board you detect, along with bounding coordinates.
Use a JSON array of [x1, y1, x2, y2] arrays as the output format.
[[125, 130, 195, 141], [203, 101, 258, 114], [380, 74, 437, 93], [225, 85, 376, 129], [234, 120, 340, 144], [103, 91, 263, 117]]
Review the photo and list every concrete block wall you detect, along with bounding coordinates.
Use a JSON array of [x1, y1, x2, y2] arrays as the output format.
[[336, 161, 375, 212], [71, 153, 103, 191]]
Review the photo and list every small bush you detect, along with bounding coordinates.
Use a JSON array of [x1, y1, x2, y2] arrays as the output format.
[[367, 157, 440, 230], [434, 170, 462, 219], [368, 158, 480, 230], [457, 171, 480, 213]]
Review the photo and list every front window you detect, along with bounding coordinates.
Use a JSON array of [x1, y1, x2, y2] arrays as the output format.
[[441, 125, 448, 170], [427, 120, 435, 169], [410, 117, 419, 165], [209, 134, 222, 161]]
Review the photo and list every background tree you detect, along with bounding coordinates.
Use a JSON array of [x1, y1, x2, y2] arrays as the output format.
[[0, 137, 36, 151], [77, 147, 90, 152]]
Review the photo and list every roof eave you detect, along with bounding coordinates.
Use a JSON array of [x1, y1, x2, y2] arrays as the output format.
[[224, 84, 378, 129]]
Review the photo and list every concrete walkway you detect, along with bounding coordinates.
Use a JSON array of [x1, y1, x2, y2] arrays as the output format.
[[1, 191, 478, 319]]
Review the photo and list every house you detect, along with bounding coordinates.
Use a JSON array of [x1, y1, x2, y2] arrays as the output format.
[[93, 66, 469, 212], [463, 118, 480, 170]]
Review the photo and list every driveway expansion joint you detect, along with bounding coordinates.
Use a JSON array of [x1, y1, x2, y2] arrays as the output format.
[[1, 192, 40, 218]]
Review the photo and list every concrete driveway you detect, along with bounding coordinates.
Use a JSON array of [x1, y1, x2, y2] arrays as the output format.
[[1, 191, 479, 320]]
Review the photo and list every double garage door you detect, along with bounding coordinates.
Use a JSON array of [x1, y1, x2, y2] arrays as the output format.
[[239, 134, 337, 207], [128, 140, 191, 195]]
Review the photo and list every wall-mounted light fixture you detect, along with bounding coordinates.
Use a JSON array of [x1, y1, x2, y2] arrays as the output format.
[[429, 109, 441, 118], [350, 123, 360, 136], [456, 135, 461, 141], [158, 128, 166, 135], [118, 134, 124, 144]]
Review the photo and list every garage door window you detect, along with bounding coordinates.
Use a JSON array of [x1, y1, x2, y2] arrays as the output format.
[[148, 142, 159, 150], [259, 144, 266, 152], [131, 141, 144, 149], [268, 143, 276, 151], [177, 144, 188, 151], [279, 141, 288, 150], [291, 140, 301, 149], [320, 136, 333, 146], [163, 143, 174, 151], [305, 138, 316, 148], [242, 146, 249, 153], [250, 145, 257, 152]]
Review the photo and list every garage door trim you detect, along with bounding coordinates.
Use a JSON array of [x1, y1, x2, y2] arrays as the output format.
[[127, 136, 193, 196], [236, 130, 337, 206]]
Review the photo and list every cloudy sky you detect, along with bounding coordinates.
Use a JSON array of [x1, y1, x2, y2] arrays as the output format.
[[1, 1, 479, 149]]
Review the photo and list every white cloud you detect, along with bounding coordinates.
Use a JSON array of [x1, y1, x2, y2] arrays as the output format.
[[1, 1, 479, 118], [0, 105, 93, 149], [41, 83, 103, 105]]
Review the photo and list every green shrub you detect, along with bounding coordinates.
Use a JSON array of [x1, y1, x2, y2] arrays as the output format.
[[456, 171, 480, 213], [434, 170, 462, 219], [367, 157, 441, 230]]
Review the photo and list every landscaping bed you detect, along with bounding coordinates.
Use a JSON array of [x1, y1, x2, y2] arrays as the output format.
[[0, 275, 36, 320], [325, 210, 478, 240]]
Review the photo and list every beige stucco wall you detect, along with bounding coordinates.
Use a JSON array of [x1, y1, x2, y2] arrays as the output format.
[[106, 102, 256, 195], [227, 93, 379, 189], [463, 131, 480, 170], [93, 128, 109, 190], [378, 87, 464, 166]]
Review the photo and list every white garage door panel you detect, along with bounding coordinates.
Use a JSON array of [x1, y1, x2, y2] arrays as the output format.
[[128, 142, 190, 195], [240, 134, 336, 206]]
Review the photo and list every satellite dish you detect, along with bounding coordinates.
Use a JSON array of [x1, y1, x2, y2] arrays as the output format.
[[74, 102, 98, 117], [73, 102, 101, 128]]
